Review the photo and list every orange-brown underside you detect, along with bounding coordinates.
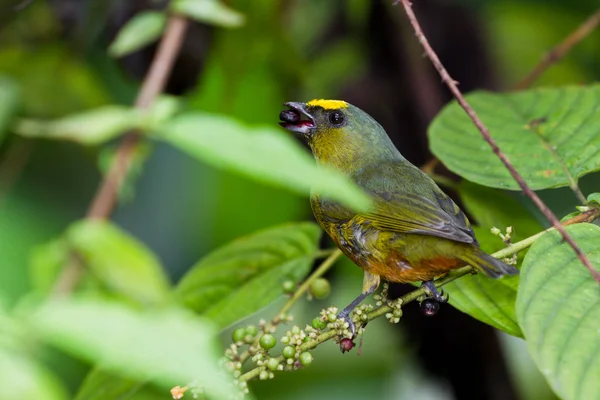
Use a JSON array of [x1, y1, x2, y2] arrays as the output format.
[[366, 254, 461, 283]]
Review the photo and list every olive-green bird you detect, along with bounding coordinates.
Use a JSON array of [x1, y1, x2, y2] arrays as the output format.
[[279, 99, 518, 333]]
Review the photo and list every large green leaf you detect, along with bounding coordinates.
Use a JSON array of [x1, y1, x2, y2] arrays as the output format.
[[0, 75, 20, 146], [0, 348, 68, 400], [74, 369, 147, 400], [108, 11, 166, 58], [30, 299, 235, 399], [156, 112, 371, 211], [14, 106, 141, 145], [176, 222, 321, 328], [516, 223, 600, 400], [67, 221, 171, 306], [444, 182, 543, 336], [429, 85, 600, 191]]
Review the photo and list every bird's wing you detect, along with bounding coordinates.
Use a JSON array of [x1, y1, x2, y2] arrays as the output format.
[[360, 188, 476, 244], [346, 161, 477, 244]]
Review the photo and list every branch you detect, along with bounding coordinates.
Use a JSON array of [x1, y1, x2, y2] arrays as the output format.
[[515, 8, 600, 90], [52, 14, 189, 295], [87, 14, 188, 219], [237, 208, 599, 383], [397, 0, 600, 284]]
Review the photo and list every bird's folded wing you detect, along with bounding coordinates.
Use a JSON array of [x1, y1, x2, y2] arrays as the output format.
[[359, 191, 476, 244]]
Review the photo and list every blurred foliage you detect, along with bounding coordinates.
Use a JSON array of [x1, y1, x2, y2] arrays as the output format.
[[0, 0, 598, 400]]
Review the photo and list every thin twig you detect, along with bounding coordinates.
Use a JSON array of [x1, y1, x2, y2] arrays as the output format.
[[52, 14, 189, 295], [397, 0, 600, 284], [515, 8, 600, 90], [238, 208, 599, 382], [87, 14, 188, 219]]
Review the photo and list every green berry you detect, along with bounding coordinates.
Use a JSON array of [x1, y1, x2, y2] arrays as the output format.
[[299, 352, 313, 366], [312, 317, 327, 330], [259, 334, 277, 350], [282, 345, 295, 359], [281, 336, 290, 344], [232, 328, 246, 343], [291, 326, 300, 335], [310, 278, 331, 299], [282, 280, 295, 293], [259, 370, 269, 380], [266, 358, 279, 371], [246, 325, 258, 337], [327, 313, 337, 323]]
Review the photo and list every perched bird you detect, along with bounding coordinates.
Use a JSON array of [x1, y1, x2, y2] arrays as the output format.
[[279, 99, 518, 333]]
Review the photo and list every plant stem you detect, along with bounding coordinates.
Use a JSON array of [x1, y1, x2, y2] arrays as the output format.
[[279, 249, 342, 317], [52, 14, 189, 296], [238, 209, 599, 383], [515, 8, 600, 90], [238, 249, 343, 364], [397, 0, 600, 285]]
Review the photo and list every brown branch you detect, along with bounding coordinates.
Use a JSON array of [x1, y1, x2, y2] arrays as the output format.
[[397, 0, 600, 284], [515, 8, 600, 90], [87, 15, 188, 219], [52, 14, 189, 295]]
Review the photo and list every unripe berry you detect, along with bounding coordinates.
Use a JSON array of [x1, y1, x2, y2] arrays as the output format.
[[282, 280, 295, 294], [299, 352, 313, 366], [309, 278, 331, 300], [246, 325, 258, 336], [259, 334, 277, 350], [312, 317, 327, 330], [266, 358, 279, 371], [232, 328, 246, 343], [282, 346, 295, 359]]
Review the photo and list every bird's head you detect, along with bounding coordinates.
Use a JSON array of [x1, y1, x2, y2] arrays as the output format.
[[279, 99, 401, 170]]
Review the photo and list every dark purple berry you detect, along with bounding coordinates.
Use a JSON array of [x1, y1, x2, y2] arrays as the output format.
[[280, 109, 300, 123], [340, 338, 355, 353], [421, 298, 440, 317]]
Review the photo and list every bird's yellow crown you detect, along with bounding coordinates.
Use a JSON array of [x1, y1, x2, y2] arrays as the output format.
[[307, 99, 348, 110]]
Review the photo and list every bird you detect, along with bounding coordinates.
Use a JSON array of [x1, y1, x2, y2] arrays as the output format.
[[279, 99, 519, 334]]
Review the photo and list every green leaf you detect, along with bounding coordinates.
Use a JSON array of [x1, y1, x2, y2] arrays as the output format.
[[443, 182, 543, 336], [31, 299, 235, 399], [67, 221, 171, 306], [176, 222, 321, 328], [516, 223, 600, 400], [587, 192, 600, 206], [0, 349, 68, 400], [171, 0, 245, 28], [74, 368, 146, 400], [0, 75, 20, 146], [14, 106, 141, 145], [29, 239, 69, 295], [157, 113, 371, 211], [429, 85, 600, 191], [108, 11, 166, 58]]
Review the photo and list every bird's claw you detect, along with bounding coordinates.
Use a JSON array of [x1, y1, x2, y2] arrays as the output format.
[[337, 311, 356, 338], [421, 280, 449, 303]]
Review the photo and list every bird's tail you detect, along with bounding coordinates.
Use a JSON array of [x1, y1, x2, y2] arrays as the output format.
[[460, 248, 519, 278]]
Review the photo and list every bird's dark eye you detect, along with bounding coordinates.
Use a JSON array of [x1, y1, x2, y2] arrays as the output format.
[[329, 111, 345, 125]]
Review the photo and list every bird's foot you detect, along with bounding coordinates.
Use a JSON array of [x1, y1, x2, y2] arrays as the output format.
[[421, 280, 448, 303], [337, 309, 357, 338]]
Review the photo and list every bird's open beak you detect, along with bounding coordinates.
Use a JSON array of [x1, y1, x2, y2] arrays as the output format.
[[279, 102, 316, 135]]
